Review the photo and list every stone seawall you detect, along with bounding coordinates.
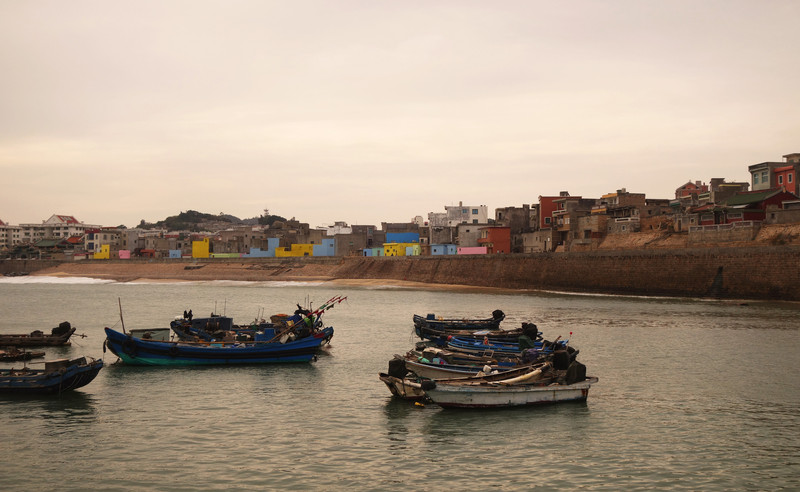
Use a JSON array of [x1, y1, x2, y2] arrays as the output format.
[[326, 247, 800, 300], [4, 246, 799, 301]]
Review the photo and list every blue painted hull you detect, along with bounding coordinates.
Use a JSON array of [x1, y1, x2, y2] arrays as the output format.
[[104, 327, 331, 366], [0, 358, 103, 394]]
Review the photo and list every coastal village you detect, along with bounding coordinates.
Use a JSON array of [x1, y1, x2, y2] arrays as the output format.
[[2, 152, 799, 261]]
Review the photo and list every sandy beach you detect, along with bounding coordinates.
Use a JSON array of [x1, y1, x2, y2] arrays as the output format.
[[30, 260, 509, 294]]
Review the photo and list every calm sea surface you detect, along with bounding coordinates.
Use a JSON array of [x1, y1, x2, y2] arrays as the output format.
[[0, 277, 798, 491]]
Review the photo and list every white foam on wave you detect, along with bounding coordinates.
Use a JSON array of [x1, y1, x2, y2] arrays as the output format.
[[117, 279, 327, 287], [0, 275, 116, 285]]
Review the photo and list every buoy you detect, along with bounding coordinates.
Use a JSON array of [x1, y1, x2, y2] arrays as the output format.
[[414, 401, 425, 407]]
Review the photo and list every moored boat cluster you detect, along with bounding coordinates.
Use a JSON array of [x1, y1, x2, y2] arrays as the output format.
[[0, 296, 346, 395], [379, 310, 598, 408]]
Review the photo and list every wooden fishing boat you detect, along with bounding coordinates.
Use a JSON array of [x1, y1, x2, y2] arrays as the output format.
[[445, 336, 534, 356], [412, 310, 505, 333], [0, 321, 77, 347], [394, 353, 517, 380], [417, 325, 525, 343], [0, 357, 104, 394], [411, 344, 523, 366], [379, 358, 551, 401], [378, 373, 427, 401], [423, 375, 599, 409], [0, 348, 45, 362], [104, 326, 333, 366]]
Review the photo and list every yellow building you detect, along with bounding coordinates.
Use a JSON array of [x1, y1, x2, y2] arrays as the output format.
[[192, 238, 210, 258], [93, 244, 110, 260], [384, 242, 420, 256], [275, 244, 314, 257]]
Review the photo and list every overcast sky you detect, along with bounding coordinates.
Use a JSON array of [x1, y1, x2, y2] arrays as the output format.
[[1, 1, 798, 228]]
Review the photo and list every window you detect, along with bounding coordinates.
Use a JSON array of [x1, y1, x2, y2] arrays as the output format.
[[753, 174, 760, 184], [779, 175, 784, 185], [544, 217, 551, 224], [790, 174, 794, 183], [762, 171, 768, 182], [472, 209, 478, 215]]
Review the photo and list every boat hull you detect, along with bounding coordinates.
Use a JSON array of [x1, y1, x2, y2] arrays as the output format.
[[0, 358, 103, 394], [423, 377, 598, 408], [0, 327, 76, 347], [104, 327, 329, 366], [413, 313, 504, 332]]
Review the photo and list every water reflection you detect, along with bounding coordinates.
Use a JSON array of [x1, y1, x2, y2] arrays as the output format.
[[0, 391, 98, 436]]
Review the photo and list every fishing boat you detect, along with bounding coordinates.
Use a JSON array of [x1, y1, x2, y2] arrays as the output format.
[[0, 357, 104, 394], [422, 374, 599, 408], [0, 321, 77, 347], [416, 324, 532, 343], [411, 344, 524, 366], [392, 353, 518, 380], [378, 373, 428, 401], [0, 348, 45, 362], [379, 362, 554, 401], [445, 336, 537, 356], [412, 310, 505, 333], [104, 326, 333, 366]]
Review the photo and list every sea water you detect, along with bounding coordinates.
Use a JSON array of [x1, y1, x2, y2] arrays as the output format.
[[0, 277, 798, 491]]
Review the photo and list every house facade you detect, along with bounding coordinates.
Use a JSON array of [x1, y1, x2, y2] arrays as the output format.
[[749, 153, 800, 192]]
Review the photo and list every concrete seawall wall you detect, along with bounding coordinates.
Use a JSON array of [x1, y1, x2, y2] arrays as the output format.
[[4, 246, 799, 301], [328, 246, 800, 300]]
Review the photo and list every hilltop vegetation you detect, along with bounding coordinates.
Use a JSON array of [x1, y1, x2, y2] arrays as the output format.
[[136, 210, 287, 232]]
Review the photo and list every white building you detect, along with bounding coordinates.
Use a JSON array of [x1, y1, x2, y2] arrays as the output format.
[[0, 219, 21, 248], [17, 214, 101, 244], [320, 221, 353, 236], [444, 202, 489, 226]]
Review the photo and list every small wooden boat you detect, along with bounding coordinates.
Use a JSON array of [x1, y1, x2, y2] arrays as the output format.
[[0, 348, 46, 362], [394, 353, 517, 380], [379, 359, 551, 401], [0, 321, 77, 347], [423, 376, 599, 409], [419, 360, 596, 408], [0, 357, 104, 394], [412, 310, 505, 333], [104, 325, 333, 366], [378, 373, 428, 401]]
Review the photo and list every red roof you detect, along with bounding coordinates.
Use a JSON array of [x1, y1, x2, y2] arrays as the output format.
[[57, 215, 80, 224]]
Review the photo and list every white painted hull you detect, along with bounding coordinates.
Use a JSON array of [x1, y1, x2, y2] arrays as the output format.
[[424, 377, 598, 408]]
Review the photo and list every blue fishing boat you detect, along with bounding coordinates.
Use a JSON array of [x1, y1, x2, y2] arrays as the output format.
[[445, 336, 535, 355], [0, 357, 103, 394], [104, 326, 333, 366]]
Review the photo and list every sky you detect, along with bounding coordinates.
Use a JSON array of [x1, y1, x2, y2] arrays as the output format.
[[1, 1, 798, 229]]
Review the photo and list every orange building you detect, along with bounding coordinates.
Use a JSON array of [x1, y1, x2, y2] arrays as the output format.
[[477, 226, 511, 254]]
